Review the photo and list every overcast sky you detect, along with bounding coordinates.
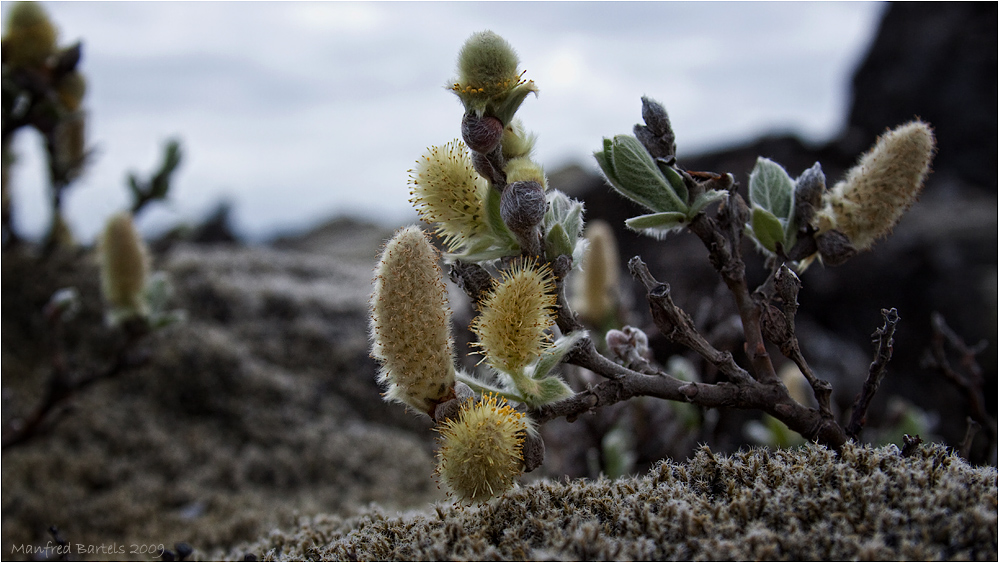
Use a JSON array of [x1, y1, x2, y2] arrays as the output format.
[[2, 1, 886, 242]]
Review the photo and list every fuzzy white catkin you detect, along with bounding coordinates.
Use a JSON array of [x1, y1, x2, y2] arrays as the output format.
[[369, 226, 456, 414], [98, 212, 150, 318], [815, 121, 935, 250]]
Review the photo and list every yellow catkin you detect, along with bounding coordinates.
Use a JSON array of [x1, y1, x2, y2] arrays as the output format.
[[98, 212, 150, 317], [370, 226, 456, 414], [471, 260, 556, 374], [436, 393, 528, 503], [408, 140, 488, 252], [575, 220, 620, 325], [2, 1, 57, 69], [815, 121, 935, 250]]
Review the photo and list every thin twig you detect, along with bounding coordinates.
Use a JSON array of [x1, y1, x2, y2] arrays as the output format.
[[628, 257, 752, 385], [922, 312, 996, 441], [845, 308, 900, 441], [1, 320, 150, 450]]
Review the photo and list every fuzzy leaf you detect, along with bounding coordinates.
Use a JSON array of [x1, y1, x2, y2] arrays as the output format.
[[533, 331, 587, 380], [750, 205, 785, 253], [626, 212, 687, 231], [687, 189, 727, 217], [544, 222, 573, 261], [527, 376, 574, 407], [658, 161, 688, 204], [597, 135, 686, 214], [749, 157, 795, 220]]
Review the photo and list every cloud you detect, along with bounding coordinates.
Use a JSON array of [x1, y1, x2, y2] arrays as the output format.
[[2, 2, 885, 242]]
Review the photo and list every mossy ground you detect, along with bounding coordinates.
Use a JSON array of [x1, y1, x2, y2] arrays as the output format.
[[232, 443, 997, 561], [3, 224, 996, 561]]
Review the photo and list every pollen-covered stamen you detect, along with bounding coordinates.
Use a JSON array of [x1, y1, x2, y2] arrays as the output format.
[[435, 393, 529, 504], [470, 260, 557, 374], [408, 141, 489, 252]]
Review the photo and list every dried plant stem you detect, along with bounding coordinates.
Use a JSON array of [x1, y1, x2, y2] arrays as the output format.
[[687, 198, 780, 386], [1, 319, 149, 450], [923, 312, 996, 445], [845, 308, 900, 441]]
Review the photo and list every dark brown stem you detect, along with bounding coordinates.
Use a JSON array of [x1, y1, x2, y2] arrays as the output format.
[[845, 308, 899, 441], [2, 319, 150, 450], [529, 361, 846, 449], [922, 312, 996, 440], [687, 195, 780, 386], [759, 264, 834, 419], [629, 257, 752, 385]]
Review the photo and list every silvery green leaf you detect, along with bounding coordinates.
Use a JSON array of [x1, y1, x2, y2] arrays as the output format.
[[484, 183, 518, 246], [625, 212, 687, 238], [658, 160, 688, 204], [544, 222, 574, 261], [527, 376, 574, 407], [602, 135, 686, 214], [450, 242, 520, 263], [749, 157, 795, 220], [489, 81, 538, 125], [593, 138, 620, 187], [687, 189, 727, 217], [544, 191, 585, 241], [533, 331, 587, 380], [750, 205, 785, 254], [456, 372, 525, 404]]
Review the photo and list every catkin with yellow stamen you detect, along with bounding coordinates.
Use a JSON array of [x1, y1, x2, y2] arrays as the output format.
[[2, 2, 57, 69], [370, 226, 456, 414], [98, 212, 150, 319], [814, 121, 935, 251], [409, 141, 489, 253], [436, 393, 528, 503], [451, 31, 523, 100], [471, 260, 556, 374]]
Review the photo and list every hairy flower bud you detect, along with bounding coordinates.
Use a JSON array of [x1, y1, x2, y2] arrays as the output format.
[[461, 112, 504, 154], [575, 220, 620, 326], [500, 180, 546, 234], [503, 157, 547, 189], [2, 1, 57, 69], [436, 393, 528, 503], [98, 212, 150, 322], [471, 260, 556, 375], [370, 226, 456, 414], [814, 121, 935, 251], [452, 31, 521, 100], [409, 141, 489, 252], [501, 119, 536, 160]]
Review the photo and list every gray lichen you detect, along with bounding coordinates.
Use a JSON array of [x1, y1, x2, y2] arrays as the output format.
[[231, 442, 997, 561]]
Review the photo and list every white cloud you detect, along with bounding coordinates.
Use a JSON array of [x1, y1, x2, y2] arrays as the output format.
[[2, 1, 886, 242]]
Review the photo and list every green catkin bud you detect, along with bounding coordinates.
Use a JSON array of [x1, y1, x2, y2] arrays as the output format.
[[436, 393, 528, 503], [2, 1, 57, 69], [501, 119, 536, 160], [98, 212, 150, 320], [408, 141, 489, 252], [814, 121, 935, 251], [452, 31, 522, 101], [370, 226, 456, 414], [503, 156, 547, 189], [471, 260, 556, 374], [575, 220, 620, 326]]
